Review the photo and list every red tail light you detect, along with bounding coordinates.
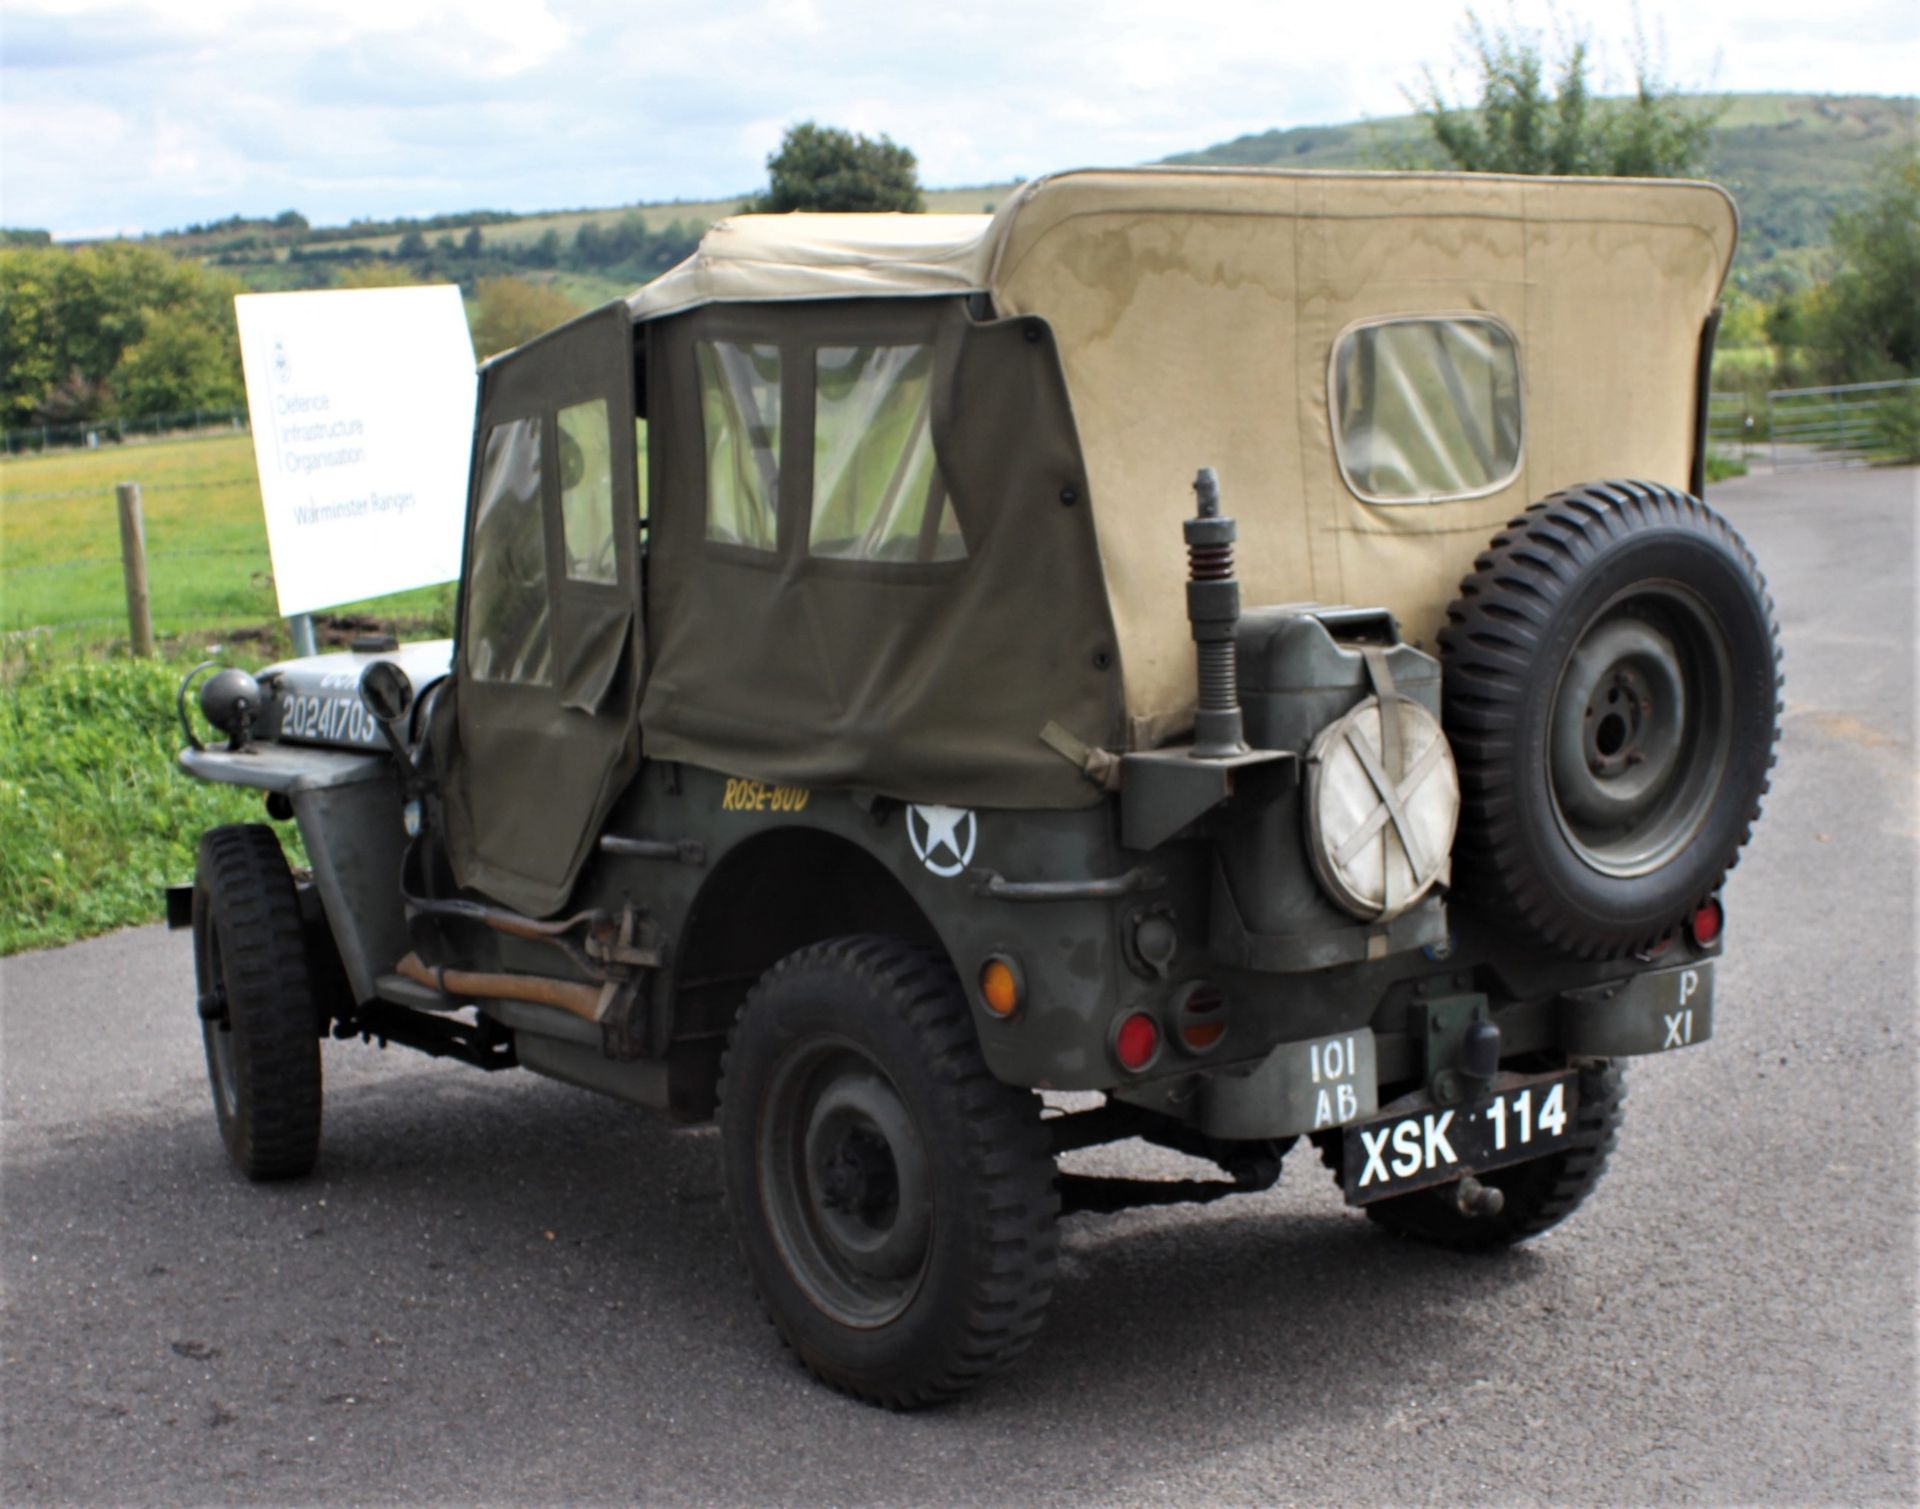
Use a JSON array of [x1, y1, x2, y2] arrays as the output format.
[[1114, 1012, 1160, 1072], [1689, 900, 1724, 948]]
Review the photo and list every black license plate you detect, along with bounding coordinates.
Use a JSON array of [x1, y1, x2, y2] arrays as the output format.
[[1340, 1071, 1579, 1205]]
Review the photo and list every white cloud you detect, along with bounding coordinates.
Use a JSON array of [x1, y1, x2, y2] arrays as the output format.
[[1, 0, 1913, 237]]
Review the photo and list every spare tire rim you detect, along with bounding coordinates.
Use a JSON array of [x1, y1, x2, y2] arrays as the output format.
[[1549, 582, 1734, 879], [759, 1039, 931, 1328]]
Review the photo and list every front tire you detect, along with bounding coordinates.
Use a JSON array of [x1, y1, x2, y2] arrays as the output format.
[[192, 824, 323, 1180], [719, 936, 1058, 1408]]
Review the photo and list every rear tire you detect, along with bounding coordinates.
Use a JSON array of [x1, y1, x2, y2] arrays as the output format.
[[192, 824, 324, 1180], [719, 936, 1058, 1408]]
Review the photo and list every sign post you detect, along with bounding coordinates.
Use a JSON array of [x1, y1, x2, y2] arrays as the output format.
[[235, 287, 477, 647]]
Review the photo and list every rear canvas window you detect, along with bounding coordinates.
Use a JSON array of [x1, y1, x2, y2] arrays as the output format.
[[698, 341, 781, 550], [1332, 316, 1523, 503], [465, 417, 553, 684], [811, 343, 964, 563]]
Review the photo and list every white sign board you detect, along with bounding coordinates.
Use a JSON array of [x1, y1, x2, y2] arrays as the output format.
[[235, 286, 476, 617]]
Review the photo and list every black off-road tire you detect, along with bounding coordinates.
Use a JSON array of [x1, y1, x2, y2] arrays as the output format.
[[1440, 480, 1781, 958], [1318, 1062, 1627, 1251], [192, 824, 323, 1180], [718, 936, 1059, 1409]]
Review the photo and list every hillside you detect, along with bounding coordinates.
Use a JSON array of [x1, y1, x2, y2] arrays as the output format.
[[1166, 92, 1916, 285]]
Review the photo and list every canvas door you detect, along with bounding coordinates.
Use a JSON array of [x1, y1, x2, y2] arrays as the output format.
[[446, 304, 644, 916]]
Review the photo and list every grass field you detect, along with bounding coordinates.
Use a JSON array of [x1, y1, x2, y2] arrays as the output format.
[[0, 432, 451, 666]]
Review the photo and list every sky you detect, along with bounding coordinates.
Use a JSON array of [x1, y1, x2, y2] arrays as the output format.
[[2, 0, 1915, 240]]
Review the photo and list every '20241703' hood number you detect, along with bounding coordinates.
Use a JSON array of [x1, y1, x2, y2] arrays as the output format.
[[277, 693, 381, 747]]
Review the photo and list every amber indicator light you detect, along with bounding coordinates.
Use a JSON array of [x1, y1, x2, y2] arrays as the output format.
[[980, 958, 1021, 1017], [1174, 982, 1228, 1054]]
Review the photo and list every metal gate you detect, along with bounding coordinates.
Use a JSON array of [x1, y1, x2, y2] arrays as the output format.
[[1767, 379, 1920, 470]]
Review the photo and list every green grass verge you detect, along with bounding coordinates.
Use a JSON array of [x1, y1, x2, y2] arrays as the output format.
[[0, 650, 307, 955], [0, 429, 449, 953]]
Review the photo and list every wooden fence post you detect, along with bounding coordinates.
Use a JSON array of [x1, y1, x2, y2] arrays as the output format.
[[115, 482, 155, 657]]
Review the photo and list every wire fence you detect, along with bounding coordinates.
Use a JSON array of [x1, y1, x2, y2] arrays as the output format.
[[1, 469, 451, 673], [4, 508, 279, 665], [2, 408, 251, 456]]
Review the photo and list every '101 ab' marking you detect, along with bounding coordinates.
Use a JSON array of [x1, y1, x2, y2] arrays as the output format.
[[1309, 1034, 1362, 1130]]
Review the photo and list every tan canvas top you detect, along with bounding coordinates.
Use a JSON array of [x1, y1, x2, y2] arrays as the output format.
[[630, 169, 1737, 748], [628, 212, 995, 321]]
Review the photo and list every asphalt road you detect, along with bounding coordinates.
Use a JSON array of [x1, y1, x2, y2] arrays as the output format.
[[4, 465, 1915, 1506]]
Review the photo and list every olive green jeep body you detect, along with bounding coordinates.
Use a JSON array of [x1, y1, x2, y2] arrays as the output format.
[[175, 169, 1779, 1407]]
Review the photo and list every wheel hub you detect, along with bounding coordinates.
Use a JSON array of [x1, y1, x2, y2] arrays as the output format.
[[1582, 662, 1655, 778], [1549, 592, 1733, 878], [816, 1125, 896, 1222], [763, 1047, 933, 1324]]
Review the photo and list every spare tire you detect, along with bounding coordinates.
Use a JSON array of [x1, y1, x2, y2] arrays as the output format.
[[1439, 480, 1780, 959]]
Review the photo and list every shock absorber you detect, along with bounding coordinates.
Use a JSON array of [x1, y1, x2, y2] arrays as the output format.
[[1185, 467, 1248, 759]]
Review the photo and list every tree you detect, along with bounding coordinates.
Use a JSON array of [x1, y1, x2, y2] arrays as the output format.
[[1804, 147, 1920, 383], [468, 276, 581, 360], [0, 242, 244, 425], [1413, 11, 1716, 178], [744, 122, 924, 213], [115, 305, 244, 415]]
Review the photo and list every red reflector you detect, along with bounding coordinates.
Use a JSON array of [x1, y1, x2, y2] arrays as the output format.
[[1114, 1012, 1160, 1071], [1690, 901, 1724, 946]]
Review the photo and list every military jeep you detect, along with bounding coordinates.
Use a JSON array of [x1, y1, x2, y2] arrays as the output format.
[[173, 168, 1779, 1408]]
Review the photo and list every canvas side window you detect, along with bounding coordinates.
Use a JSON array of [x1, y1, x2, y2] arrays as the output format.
[[811, 343, 965, 563], [1332, 317, 1523, 503], [697, 341, 781, 550], [465, 417, 553, 684], [557, 397, 616, 583]]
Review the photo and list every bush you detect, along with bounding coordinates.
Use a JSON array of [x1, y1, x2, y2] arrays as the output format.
[[0, 652, 304, 954]]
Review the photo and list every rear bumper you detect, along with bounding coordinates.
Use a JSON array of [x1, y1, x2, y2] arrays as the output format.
[[1191, 959, 1714, 1140]]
